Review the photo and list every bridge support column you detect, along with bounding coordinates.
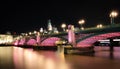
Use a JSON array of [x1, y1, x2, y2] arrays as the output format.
[[68, 25, 76, 47], [57, 46, 64, 54], [36, 33, 40, 46]]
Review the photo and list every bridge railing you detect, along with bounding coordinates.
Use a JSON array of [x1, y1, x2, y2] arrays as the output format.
[[76, 24, 120, 34], [39, 24, 120, 36], [16, 24, 120, 38]]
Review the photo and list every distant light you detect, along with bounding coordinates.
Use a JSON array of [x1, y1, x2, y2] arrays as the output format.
[[21, 33, 25, 36], [29, 32, 32, 35], [61, 23, 66, 28], [14, 42, 18, 45], [61, 23, 66, 31], [113, 39, 120, 41], [40, 28, 44, 33], [54, 31, 59, 34], [34, 31, 37, 34], [81, 27, 84, 30], [48, 27, 52, 31], [78, 19, 85, 29], [78, 19, 85, 24], [66, 29, 68, 32], [100, 41, 110, 43], [97, 24, 103, 28], [99, 39, 110, 44], [98, 39, 110, 42], [110, 11, 118, 18], [36, 32, 40, 36], [25, 33, 28, 36]]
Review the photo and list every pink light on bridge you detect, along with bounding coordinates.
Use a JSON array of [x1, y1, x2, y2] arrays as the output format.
[[13, 47, 24, 69], [26, 39, 37, 46], [36, 33, 40, 45], [19, 38, 26, 45], [77, 32, 120, 47], [41, 37, 60, 46], [68, 25, 76, 47], [14, 40, 19, 46]]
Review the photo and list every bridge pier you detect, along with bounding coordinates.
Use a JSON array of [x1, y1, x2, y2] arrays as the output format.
[[57, 45, 64, 54], [110, 39, 114, 52], [68, 25, 76, 47]]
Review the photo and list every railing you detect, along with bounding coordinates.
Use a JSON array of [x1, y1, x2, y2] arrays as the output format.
[[44, 24, 120, 36], [13, 24, 120, 38]]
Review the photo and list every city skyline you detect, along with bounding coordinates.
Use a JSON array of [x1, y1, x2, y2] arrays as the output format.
[[0, 0, 120, 34]]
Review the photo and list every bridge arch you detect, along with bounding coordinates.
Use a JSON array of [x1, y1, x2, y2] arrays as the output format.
[[41, 36, 67, 43], [14, 36, 37, 46], [76, 32, 120, 47], [26, 38, 37, 45], [40, 37, 64, 46]]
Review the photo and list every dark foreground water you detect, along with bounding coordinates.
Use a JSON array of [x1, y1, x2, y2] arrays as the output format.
[[0, 46, 120, 69]]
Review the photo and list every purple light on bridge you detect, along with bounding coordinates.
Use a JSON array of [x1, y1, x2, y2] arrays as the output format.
[[19, 38, 26, 45], [68, 25, 76, 47], [14, 40, 19, 46], [41, 37, 60, 46], [36, 33, 40, 45], [77, 32, 120, 47], [26, 39, 37, 46]]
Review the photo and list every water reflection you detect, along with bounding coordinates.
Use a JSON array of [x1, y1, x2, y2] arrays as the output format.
[[0, 47, 14, 69], [94, 46, 120, 59], [1, 46, 120, 69], [13, 47, 70, 69]]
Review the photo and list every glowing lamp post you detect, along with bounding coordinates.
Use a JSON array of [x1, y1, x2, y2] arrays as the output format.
[[34, 31, 37, 33], [97, 24, 103, 28], [29, 32, 32, 35], [61, 23, 66, 31], [78, 19, 85, 30], [109, 11, 118, 24], [40, 27, 43, 33]]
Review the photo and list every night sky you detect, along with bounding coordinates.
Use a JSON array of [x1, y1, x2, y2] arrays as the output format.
[[0, 0, 120, 34]]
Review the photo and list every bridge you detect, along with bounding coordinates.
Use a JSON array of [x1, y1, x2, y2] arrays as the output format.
[[13, 24, 120, 48]]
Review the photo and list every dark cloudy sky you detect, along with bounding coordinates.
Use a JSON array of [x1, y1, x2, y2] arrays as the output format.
[[0, 0, 120, 34]]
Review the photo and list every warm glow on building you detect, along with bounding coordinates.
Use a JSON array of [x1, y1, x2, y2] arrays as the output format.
[[0, 35, 13, 44]]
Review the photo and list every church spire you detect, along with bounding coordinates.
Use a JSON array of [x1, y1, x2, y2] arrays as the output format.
[[48, 19, 53, 31]]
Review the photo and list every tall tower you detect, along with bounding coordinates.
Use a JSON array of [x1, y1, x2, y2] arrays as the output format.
[[48, 19, 53, 32]]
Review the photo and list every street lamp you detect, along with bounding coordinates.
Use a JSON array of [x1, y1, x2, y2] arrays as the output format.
[[61, 23, 66, 31], [78, 19, 85, 30], [34, 31, 37, 34], [109, 11, 118, 24], [40, 27, 43, 33], [29, 32, 32, 35], [97, 24, 103, 28]]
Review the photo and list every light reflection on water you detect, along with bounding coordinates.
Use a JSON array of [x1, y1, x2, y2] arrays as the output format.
[[0, 47, 14, 69], [13, 47, 70, 69], [94, 46, 120, 59], [0, 46, 120, 69]]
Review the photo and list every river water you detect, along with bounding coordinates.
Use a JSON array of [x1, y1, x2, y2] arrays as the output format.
[[0, 46, 120, 69]]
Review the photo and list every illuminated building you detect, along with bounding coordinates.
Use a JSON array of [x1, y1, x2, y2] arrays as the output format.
[[47, 19, 53, 33], [0, 34, 13, 44]]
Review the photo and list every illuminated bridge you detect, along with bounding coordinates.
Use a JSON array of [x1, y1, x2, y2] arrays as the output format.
[[13, 24, 120, 48]]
